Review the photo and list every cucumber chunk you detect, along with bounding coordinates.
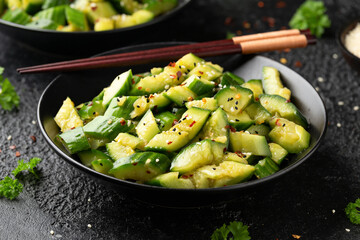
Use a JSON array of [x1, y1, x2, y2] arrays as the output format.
[[34, 5, 66, 25], [78, 149, 112, 168], [54, 97, 84, 132], [109, 152, 171, 181], [78, 90, 105, 123], [185, 98, 218, 111], [106, 141, 135, 161], [220, 72, 245, 87], [268, 143, 288, 165], [164, 86, 197, 107], [85, 1, 117, 23], [215, 86, 253, 115], [147, 172, 195, 189], [154, 111, 177, 131], [229, 131, 271, 156], [83, 116, 133, 141], [246, 124, 270, 138], [170, 139, 226, 174], [103, 70, 133, 107], [268, 117, 310, 154], [262, 66, 291, 100], [129, 92, 171, 119], [57, 127, 90, 154], [245, 101, 271, 125], [254, 157, 279, 179], [114, 132, 144, 150], [183, 75, 215, 96], [2, 8, 32, 25], [188, 63, 223, 81], [227, 111, 254, 131], [223, 152, 250, 164], [144, 0, 178, 16], [42, 0, 69, 9], [92, 159, 113, 175], [26, 18, 58, 30], [259, 94, 308, 128], [65, 6, 89, 31], [136, 110, 160, 143], [104, 96, 139, 119], [241, 79, 263, 99]]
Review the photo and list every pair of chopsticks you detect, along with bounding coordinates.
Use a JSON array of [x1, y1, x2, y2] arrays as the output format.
[[17, 29, 315, 74]]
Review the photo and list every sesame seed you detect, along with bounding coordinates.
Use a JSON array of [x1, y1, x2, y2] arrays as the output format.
[[338, 101, 344, 106], [50, 230, 54, 235], [332, 209, 335, 214], [32, 120, 36, 125], [164, 85, 169, 89], [332, 53, 338, 59], [88, 224, 92, 228], [336, 123, 341, 128], [88, 198, 91, 202], [7, 135, 12, 140], [317, 77, 324, 82], [354, 106, 359, 111], [345, 228, 350, 232], [315, 87, 320, 92], [155, 158, 159, 162]]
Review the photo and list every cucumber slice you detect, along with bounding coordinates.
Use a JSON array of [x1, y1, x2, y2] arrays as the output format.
[[92, 159, 113, 175], [176, 53, 204, 71], [215, 86, 253, 115], [104, 96, 139, 119], [254, 157, 279, 179], [86, 1, 117, 23], [183, 75, 215, 96], [146, 107, 210, 151], [246, 124, 270, 138], [268, 143, 288, 165], [268, 117, 310, 154], [171, 107, 187, 120], [136, 110, 160, 143], [187, 64, 222, 81], [54, 97, 84, 132], [110, 0, 143, 14], [195, 161, 255, 188], [2, 8, 32, 25], [129, 92, 171, 119], [114, 132, 144, 150], [42, 0, 69, 9], [132, 9, 154, 24], [245, 101, 271, 125], [164, 86, 197, 107], [154, 111, 177, 131], [78, 90, 105, 123], [229, 131, 271, 156], [103, 70, 133, 107], [147, 172, 195, 189], [242, 79, 263, 99], [65, 6, 89, 31], [223, 152, 250, 164], [77, 149, 112, 168], [262, 66, 291, 100], [109, 152, 171, 181], [259, 94, 308, 128], [106, 141, 135, 161], [185, 98, 218, 111], [144, 0, 177, 16], [83, 116, 133, 141], [220, 72, 245, 87], [34, 5, 66, 25], [227, 111, 254, 131], [57, 127, 90, 154], [87, 137, 110, 149], [197, 107, 229, 146], [26, 19, 58, 30], [94, 17, 115, 31], [170, 139, 226, 174]]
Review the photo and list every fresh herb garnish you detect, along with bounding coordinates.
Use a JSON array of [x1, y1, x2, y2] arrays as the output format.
[[0, 176, 23, 200], [289, 0, 331, 38], [0, 67, 20, 111], [211, 221, 251, 240], [12, 157, 42, 179], [0, 157, 42, 200], [345, 199, 360, 225]]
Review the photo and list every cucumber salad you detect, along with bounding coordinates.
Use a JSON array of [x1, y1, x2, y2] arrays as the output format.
[[54, 53, 311, 189], [0, 0, 177, 31]]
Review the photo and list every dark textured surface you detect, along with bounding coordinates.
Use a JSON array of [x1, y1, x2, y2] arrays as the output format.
[[0, 0, 360, 239]]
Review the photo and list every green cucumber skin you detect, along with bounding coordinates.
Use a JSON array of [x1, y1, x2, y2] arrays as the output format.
[[215, 86, 253, 115], [136, 109, 160, 143], [2, 8, 32, 25], [65, 6, 88, 31], [246, 124, 271, 138], [245, 101, 271, 125], [184, 76, 215, 96], [259, 94, 308, 128], [144, 0, 178, 16], [35, 5, 66, 26], [103, 70, 133, 107], [77, 149, 112, 168], [42, 0, 70, 9], [227, 112, 254, 131], [229, 131, 271, 157], [26, 19, 58, 30], [155, 111, 177, 131], [83, 116, 133, 141], [57, 127, 91, 154], [109, 152, 171, 181], [163, 86, 197, 107], [104, 96, 139, 119], [220, 72, 245, 87], [200, 107, 229, 146], [254, 157, 279, 179], [92, 159, 114, 175], [268, 143, 288, 165]]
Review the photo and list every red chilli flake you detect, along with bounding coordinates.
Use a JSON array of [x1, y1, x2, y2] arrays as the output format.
[[30, 135, 37, 143], [294, 61, 302, 67], [235, 151, 244, 158], [91, 5, 97, 11], [0, 149, 2, 153], [225, 125, 236, 132], [182, 175, 189, 179], [146, 170, 151, 174], [15, 151, 21, 157], [131, 79, 135, 84], [275, 119, 281, 126], [9, 145, 16, 150], [189, 121, 196, 127], [286, 99, 291, 103], [198, 71, 204, 75], [88, 101, 93, 106], [138, 86, 142, 90], [223, 147, 227, 153], [70, 127, 75, 130], [167, 141, 173, 145], [172, 119, 179, 126], [132, 162, 138, 166], [168, 62, 176, 67], [224, 17, 233, 25], [243, 21, 251, 29], [257, 1, 264, 8], [120, 119, 126, 126], [276, 1, 286, 8], [170, 74, 176, 79]]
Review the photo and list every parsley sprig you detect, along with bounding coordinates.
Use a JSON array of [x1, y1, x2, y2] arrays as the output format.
[[289, 0, 331, 38], [345, 199, 360, 225], [211, 221, 251, 240], [0, 67, 20, 111], [0, 158, 42, 200]]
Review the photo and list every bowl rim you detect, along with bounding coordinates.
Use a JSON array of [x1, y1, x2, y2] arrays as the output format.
[[37, 42, 328, 194], [336, 18, 360, 61], [0, 0, 191, 35]]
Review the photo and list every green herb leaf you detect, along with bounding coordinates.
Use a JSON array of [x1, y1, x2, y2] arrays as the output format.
[[12, 157, 42, 179], [289, 0, 331, 38], [226, 31, 236, 40], [0, 68, 20, 111], [345, 198, 360, 225], [211, 221, 250, 240], [0, 176, 23, 200]]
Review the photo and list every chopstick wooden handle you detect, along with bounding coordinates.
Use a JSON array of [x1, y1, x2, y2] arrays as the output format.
[[240, 34, 308, 54], [232, 29, 303, 44]]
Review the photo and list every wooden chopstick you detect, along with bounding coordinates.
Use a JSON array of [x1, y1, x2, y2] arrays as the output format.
[[17, 29, 314, 74]]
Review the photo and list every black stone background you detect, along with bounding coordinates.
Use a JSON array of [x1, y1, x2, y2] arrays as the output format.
[[1, 0, 360, 239]]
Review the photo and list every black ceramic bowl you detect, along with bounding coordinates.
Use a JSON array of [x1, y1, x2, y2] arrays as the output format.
[[337, 19, 360, 73], [38, 42, 327, 207], [0, 0, 191, 56]]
